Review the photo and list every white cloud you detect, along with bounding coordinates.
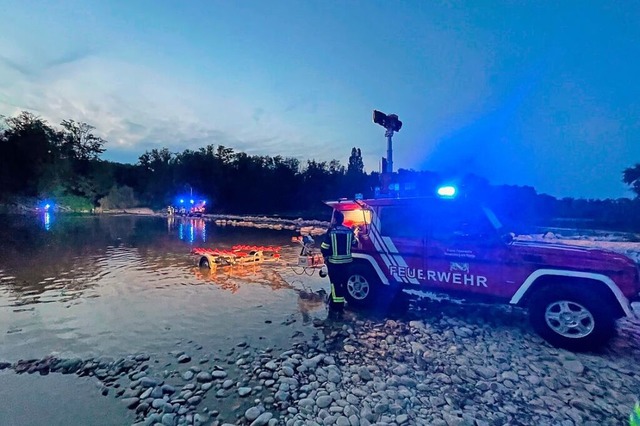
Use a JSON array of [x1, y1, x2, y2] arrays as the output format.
[[0, 50, 344, 165]]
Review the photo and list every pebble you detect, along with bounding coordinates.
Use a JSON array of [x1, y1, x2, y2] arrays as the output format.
[[121, 397, 139, 409], [7, 295, 640, 426], [563, 359, 585, 374], [178, 354, 191, 364], [250, 412, 273, 426], [238, 387, 252, 397], [245, 406, 261, 421], [212, 370, 227, 379], [196, 371, 212, 382], [316, 395, 333, 408]]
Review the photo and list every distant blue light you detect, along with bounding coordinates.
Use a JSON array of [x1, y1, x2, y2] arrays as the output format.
[[43, 212, 52, 231], [44, 204, 51, 211], [437, 186, 457, 197], [180, 199, 184, 204], [190, 199, 194, 204]]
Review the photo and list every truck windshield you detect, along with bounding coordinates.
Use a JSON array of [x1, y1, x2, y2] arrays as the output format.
[[341, 209, 372, 227]]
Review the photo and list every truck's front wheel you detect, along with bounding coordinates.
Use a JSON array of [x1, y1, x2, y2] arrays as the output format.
[[344, 264, 401, 309], [528, 286, 615, 351]]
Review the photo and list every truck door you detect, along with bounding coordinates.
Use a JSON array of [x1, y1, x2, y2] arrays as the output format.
[[376, 204, 426, 286], [424, 200, 509, 297]]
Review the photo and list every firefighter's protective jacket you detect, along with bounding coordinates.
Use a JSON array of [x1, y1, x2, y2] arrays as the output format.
[[320, 225, 354, 264]]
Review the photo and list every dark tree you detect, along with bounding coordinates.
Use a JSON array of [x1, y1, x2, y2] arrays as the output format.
[[59, 119, 106, 161], [347, 147, 364, 175], [0, 111, 60, 196]]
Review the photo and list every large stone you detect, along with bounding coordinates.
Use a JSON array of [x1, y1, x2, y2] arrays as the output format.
[[188, 395, 202, 406], [475, 366, 497, 380], [161, 384, 176, 395], [150, 386, 163, 399], [250, 412, 273, 426], [343, 345, 356, 353], [151, 399, 166, 410], [563, 360, 585, 375], [238, 387, 252, 397], [245, 406, 262, 421], [265, 361, 277, 371], [196, 371, 212, 382], [212, 370, 227, 379], [316, 395, 333, 408], [358, 367, 372, 381], [121, 397, 139, 409], [281, 366, 294, 377], [139, 377, 160, 388], [161, 413, 176, 426]]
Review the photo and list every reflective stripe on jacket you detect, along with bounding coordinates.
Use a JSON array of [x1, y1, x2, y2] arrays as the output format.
[[320, 225, 353, 264]]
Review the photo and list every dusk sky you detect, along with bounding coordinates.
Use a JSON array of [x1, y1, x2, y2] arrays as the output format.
[[1, 1, 638, 199]]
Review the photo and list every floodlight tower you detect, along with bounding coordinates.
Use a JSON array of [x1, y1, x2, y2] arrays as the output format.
[[373, 110, 402, 173]]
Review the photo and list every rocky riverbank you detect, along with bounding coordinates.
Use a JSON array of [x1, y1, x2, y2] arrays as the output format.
[[3, 299, 639, 426]]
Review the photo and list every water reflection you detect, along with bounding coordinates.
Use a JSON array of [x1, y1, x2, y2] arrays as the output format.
[[168, 217, 206, 243], [192, 264, 289, 293], [42, 212, 52, 231], [0, 214, 326, 362]]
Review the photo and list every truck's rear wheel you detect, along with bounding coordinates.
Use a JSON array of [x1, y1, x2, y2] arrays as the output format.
[[528, 286, 615, 351]]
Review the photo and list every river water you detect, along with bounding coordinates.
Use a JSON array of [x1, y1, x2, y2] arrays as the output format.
[[0, 213, 330, 425]]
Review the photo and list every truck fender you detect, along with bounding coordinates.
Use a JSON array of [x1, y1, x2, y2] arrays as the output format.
[[351, 253, 390, 285], [509, 269, 633, 317]]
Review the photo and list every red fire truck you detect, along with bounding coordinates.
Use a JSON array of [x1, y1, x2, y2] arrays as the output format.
[[325, 188, 640, 350]]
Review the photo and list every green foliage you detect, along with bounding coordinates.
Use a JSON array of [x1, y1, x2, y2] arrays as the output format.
[[56, 194, 94, 212], [631, 402, 640, 426], [98, 185, 138, 210]]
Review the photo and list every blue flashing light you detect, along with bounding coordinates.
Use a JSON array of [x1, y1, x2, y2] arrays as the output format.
[[179, 199, 184, 204], [44, 204, 51, 211], [190, 199, 194, 204], [202, 200, 206, 205], [437, 186, 457, 197]]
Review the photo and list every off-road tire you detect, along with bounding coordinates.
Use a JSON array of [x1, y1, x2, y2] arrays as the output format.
[[344, 264, 402, 310], [199, 256, 211, 269], [528, 285, 616, 351], [343, 264, 381, 308]]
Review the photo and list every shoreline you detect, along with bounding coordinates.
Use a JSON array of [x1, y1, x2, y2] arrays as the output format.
[[2, 301, 639, 426]]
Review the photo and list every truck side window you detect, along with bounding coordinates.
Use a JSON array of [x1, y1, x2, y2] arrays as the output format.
[[380, 206, 424, 238], [429, 203, 496, 243]]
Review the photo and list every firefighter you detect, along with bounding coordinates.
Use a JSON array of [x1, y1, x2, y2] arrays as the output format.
[[320, 210, 354, 311]]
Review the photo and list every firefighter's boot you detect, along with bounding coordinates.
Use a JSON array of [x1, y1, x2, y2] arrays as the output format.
[[328, 283, 345, 312]]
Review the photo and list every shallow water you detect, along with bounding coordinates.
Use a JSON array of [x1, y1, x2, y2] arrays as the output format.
[[0, 213, 329, 424]]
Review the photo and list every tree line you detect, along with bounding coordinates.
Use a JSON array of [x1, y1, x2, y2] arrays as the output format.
[[1, 111, 640, 231]]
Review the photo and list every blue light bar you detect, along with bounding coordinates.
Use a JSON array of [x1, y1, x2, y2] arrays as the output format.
[[437, 186, 456, 197]]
